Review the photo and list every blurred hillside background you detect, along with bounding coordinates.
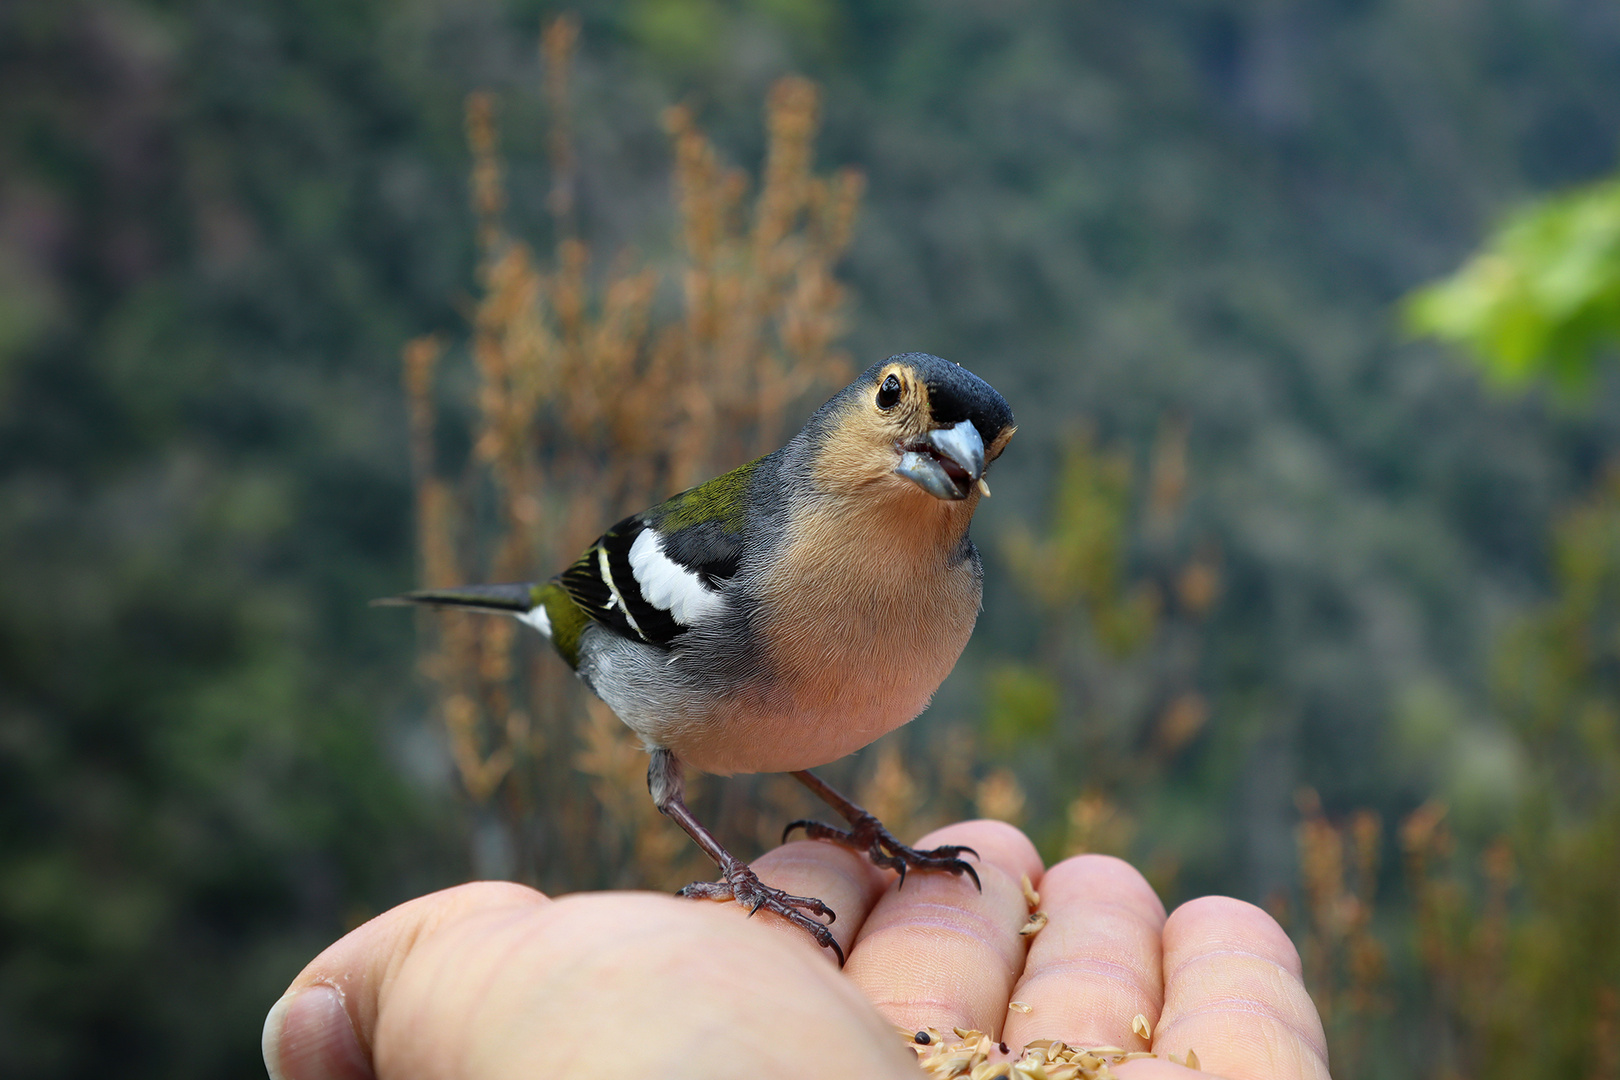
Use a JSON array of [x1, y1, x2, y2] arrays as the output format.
[[4, 1, 1620, 1077]]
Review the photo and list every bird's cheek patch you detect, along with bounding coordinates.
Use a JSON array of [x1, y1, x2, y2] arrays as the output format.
[[629, 529, 725, 626], [814, 407, 917, 492]]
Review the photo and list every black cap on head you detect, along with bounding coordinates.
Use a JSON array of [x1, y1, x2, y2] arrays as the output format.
[[873, 352, 1014, 448]]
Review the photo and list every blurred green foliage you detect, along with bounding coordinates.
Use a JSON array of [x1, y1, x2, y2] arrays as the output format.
[[983, 663, 1059, 754], [1384, 476, 1620, 1080], [1003, 434, 1160, 656], [1407, 178, 1620, 388], [0, 1, 470, 1074], [1488, 474, 1620, 1077], [989, 427, 1215, 878], [1400, 168, 1620, 1076]]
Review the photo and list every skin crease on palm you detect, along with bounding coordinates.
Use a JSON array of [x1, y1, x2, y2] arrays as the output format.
[[262, 821, 1332, 1080]]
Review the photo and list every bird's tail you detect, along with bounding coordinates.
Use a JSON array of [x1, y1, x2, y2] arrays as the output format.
[[372, 583, 540, 614]]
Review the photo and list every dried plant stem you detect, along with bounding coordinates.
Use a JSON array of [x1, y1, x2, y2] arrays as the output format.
[[402, 20, 861, 891]]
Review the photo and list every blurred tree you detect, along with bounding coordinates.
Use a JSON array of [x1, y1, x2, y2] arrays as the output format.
[[1398, 160, 1620, 1080], [0, 2, 470, 1075]]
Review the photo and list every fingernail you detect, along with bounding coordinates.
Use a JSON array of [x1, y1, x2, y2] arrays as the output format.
[[262, 984, 374, 1080]]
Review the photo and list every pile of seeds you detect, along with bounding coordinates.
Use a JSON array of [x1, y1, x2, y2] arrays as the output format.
[[903, 1026, 1200, 1079], [898, 873, 1200, 1078]]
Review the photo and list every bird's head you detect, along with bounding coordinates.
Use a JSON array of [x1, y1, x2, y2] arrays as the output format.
[[810, 353, 1015, 502]]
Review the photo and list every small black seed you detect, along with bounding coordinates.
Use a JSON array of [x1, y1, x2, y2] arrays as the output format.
[[914, 1031, 930, 1045], [999, 1042, 1010, 1055]]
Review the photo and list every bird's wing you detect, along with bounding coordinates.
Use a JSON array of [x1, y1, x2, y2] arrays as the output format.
[[556, 460, 756, 649]]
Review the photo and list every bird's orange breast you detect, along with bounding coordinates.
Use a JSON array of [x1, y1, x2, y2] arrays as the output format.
[[667, 485, 982, 775]]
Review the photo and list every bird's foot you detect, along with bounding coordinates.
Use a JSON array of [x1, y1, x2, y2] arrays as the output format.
[[677, 862, 845, 964], [783, 812, 982, 891]]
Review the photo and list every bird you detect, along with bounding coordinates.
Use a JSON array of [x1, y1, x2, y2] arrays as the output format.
[[385, 352, 1014, 962]]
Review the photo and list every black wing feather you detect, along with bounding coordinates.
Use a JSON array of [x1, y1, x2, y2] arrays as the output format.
[[556, 515, 684, 649], [556, 462, 758, 650]]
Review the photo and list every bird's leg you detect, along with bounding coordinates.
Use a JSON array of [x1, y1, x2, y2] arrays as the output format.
[[784, 769, 982, 891], [649, 749, 845, 964]]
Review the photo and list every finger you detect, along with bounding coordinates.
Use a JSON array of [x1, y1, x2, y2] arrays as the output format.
[[1002, 854, 1167, 1054], [721, 838, 894, 959], [1150, 896, 1330, 1080], [266, 884, 921, 1080], [843, 820, 1044, 1037]]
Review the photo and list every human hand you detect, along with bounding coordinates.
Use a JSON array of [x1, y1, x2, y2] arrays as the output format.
[[262, 820, 1329, 1079]]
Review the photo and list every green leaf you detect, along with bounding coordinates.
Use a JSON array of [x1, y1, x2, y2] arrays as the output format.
[[1405, 177, 1620, 389]]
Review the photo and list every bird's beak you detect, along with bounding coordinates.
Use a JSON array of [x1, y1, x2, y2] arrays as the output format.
[[895, 419, 986, 501]]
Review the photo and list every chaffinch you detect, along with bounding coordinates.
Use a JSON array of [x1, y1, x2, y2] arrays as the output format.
[[391, 352, 1015, 962]]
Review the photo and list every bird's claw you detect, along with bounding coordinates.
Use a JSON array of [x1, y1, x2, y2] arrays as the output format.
[[678, 863, 845, 965], [782, 815, 982, 892]]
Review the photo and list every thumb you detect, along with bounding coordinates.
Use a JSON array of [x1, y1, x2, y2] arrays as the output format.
[[262, 881, 543, 1080]]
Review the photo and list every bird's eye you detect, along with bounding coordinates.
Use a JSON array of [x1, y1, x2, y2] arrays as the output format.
[[876, 373, 902, 410]]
